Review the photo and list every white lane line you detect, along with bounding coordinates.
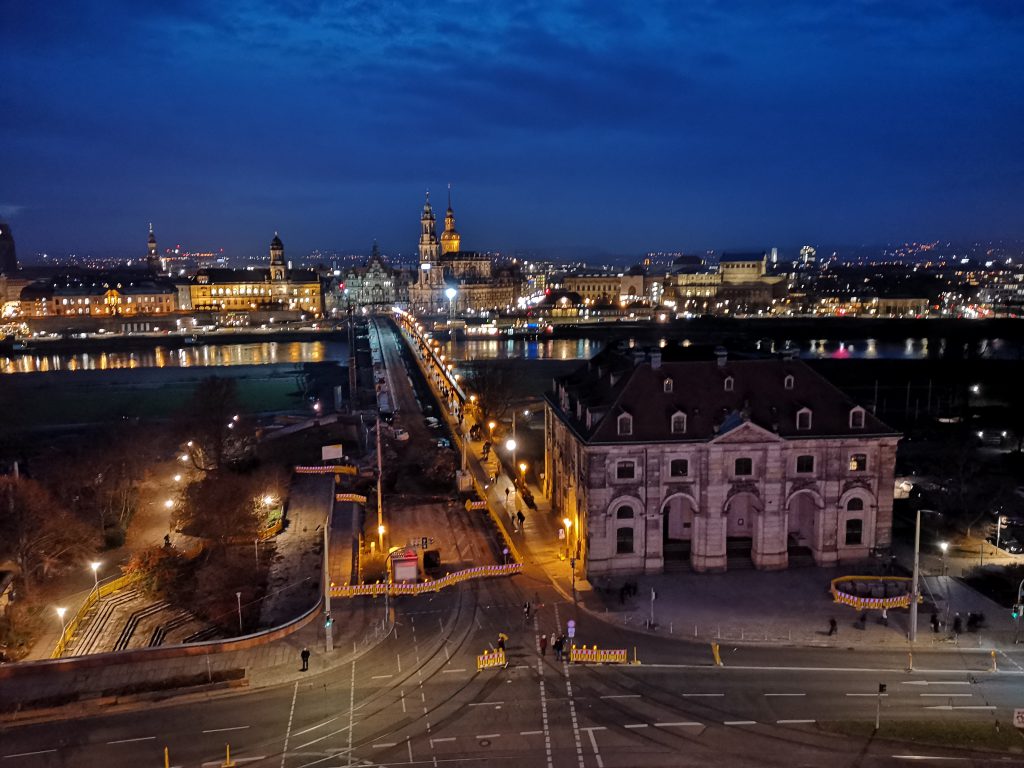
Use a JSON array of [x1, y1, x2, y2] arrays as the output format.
[[371, 674, 393, 680], [924, 705, 997, 711], [279, 682, 299, 768], [430, 737, 456, 745], [372, 743, 397, 749], [520, 730, 543, 736], [891, 756, 970, 762], [347, 659, 356, 761], [396, 652, 401, 673], [468, 701, 504, 706], [600, 694, 641, 699], [920, 693, 972, 697], [777, 719, 816, 724], [107, 736, 156, 744], [400, 689, 406, 714], [724, 721, 757, 726], [294, 723, 355, 750], [561, 646, 587, 768], [291, 716, 338, 738], [201, 759, 264, 766], [580, 726, 607, 732], [846, 693, 888, 697], [655, 722, 703, 728], [681, 693, 724, 697], [202, 726, 250, 733], [764, 693, 806, 697], [901, 680, 971, 686], [623, 724, 648, 729], [475, 734, 501, 739], [586, 727, 605, 768], [406, 736, 413, 763], [4, 749, 58, 758], [442, 668, 466, 673]]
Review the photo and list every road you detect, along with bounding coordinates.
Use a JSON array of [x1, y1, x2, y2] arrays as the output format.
[[3, 574, 1023, 767]]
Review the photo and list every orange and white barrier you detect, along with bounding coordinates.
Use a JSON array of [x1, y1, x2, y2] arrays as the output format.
[[336, 493, 368, 503], [477, 648, 507, 671], [830, 575, 923, 611], [296, 465, 358, 475], [464, 499, 488, 510], [569, 645, 628, 664], [331, 563, 523, 597]]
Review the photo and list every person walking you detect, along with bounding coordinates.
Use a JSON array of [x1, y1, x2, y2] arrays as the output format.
[[880, 607, 888, 627], [553, 635, 563, 661], [930, 612, 940, 633], [524, 602, 532, 622], [496, 633, 507, 651], [828, 617, 837, 636], [517, 510, 526, 530], [300, 646, 310, 671], [540, 633, 548, 656]]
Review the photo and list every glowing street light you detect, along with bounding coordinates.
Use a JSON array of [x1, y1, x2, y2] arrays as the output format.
[[173, 474, 182, 482], [939, 541, 949, 576], [263, 494, 276, 507], [519, 462, 527, 480], [56, 606, 67, 636], [378, 524, 386, 551], [164, 499, 174, 509], [90, 561, 101, 593]]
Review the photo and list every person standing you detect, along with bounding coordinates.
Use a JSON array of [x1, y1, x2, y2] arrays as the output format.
[[540, 633, 548, 656], [552, 635, 563, 661], [828, 617, 837, 636], [300, 646, 310, 671]]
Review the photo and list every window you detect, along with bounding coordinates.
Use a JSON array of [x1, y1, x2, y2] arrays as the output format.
[[663, 378, 673, 393], [724, 376, 734, 392], [671, 412, 686, 434], [617, 413, 633, 436], [616, 526, 634, 554], [734, 457, 753, 476], [616, 506, 634, 519], [796, 409, 812, 430], [796, 454, 814, 473], [670, 458, 689, 478], [616, 461, 636, 480], [784, 374, 794, 390], [850, 408, 865, 429], [849, 454, 867, 472], [847, 497, 864, 512], [845, 518, 863, 545]]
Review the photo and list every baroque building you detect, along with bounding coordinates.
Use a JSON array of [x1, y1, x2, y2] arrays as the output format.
[[407, 191, 522, 313], [333, 245, 412, 312], [544, 344, 899, 577], [189, 233, 322, 315]]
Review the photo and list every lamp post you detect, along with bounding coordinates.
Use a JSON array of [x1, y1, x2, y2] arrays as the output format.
[[236, 591, 243, 634], [445, 287, 457, 322], [378, 524, 386, 552], [939, 541, 948, 576], [89, 561, 101, 595], [56, 606, 67, 638], [910, 508, 940, 643]]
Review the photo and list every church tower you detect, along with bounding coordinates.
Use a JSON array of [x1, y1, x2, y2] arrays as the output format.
[[418, 192, 441, 286], [270, 232, 285, 282], [146, 223, 160, 273], [440, 184, 461, 255]]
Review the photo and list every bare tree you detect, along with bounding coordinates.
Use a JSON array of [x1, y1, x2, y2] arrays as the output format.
[[183, 377, 253, 471], [463, 360, 516, 425]]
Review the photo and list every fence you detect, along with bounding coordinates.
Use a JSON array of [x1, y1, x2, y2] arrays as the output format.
[[330, 563, 522, 598], [830, 575, 922, 610], [569, 645, 628, 664], [476, 648, 507, 671]]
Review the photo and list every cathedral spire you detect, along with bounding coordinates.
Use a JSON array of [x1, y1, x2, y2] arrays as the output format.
[[440, 184, 460, 255], [147, 222, 159, 273]]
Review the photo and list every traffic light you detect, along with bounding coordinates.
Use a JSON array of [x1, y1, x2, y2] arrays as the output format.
[[1013, 604, 1022, 620], [325, 613, 333, 628]]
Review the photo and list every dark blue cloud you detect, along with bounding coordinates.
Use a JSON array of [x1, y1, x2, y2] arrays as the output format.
[[2, 0, 1022, 259]]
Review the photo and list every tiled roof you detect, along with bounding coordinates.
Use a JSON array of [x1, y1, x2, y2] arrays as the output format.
[[546, 345, 898, 444]]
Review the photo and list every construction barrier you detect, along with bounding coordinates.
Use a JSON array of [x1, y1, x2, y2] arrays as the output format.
[[477, 648, 507, 671], [464, 499, 488, 511], [569, 645, 629, 664], [331, 563, 523, 598], [336, 493, 368, 503], [296, 465, 358, 475], [830, 575, 923, 611]]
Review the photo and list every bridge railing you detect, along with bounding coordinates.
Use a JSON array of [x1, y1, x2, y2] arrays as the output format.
[[330, 563, 522, 598]]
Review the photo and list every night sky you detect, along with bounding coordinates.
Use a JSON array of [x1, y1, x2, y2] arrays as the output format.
[[3, 1, 1023, 261]]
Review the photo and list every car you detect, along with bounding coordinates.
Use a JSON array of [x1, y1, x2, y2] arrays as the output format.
[[424, 417, 440, 429], [436, 438, 452, 448]]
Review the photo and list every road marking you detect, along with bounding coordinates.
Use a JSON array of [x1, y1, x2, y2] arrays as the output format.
[[295, 723, 356, 749], [846, 693, 888, 697], [600, 694, 640, 699], [580, 727, 607, 732], [475, 734, 500, 739], [400, 689, 407, 714], [891, 756, 970, 761], [371, 674, 393, 680], [279, 682, 299, 768], [347, 660, 357, 761], [585, 727, 605, 768], [924, 705, 996, 711], [372, 743, 397, 749], [654, 722, 703, 728], [920, 693, 972, 697], [777, 719, 816, 724], [764, 693, 806, 697], [468, 701, 503, 706], [203, 726, 250, 733], [430, 737, 456, 745], [520, 730, 543, 736], [901, 680, 971, 686], [396, 652, 402, 673], [406, 736, 413, 763], [537, 639, 554, 768], [724, 721, 757, 726], [639, 663, 1012, 676], [291, 716, 338, 737], [107, 736, 155, 744], [201, 760, 264, 767], [561, 646, 587, 768], [4, 750, 58, 758], [680, 692, 724, 697], [442, 668, 466, 673], [623, 724, 648, 729]]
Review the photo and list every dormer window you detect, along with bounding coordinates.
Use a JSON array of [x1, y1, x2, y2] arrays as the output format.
[[849, 407, 865, 429], [796, 408, 812, 431], [671, 411, 687, 434], [663, 378, 673, 393], [784, 374, 794, 390], [724, 376, 734, 392], [617, 412, 633, 436]]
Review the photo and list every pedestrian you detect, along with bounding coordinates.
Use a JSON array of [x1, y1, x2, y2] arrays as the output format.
[[517, 510, 526, 529], [930, 612, 940, 633], [858, 611, 868, 630], [524, 602, 531, 622], [497, 633, 506, 651], [553, 635, 563, 661], [953, 613, 962, 637], [164, 533, 171, 548], [880, 607, 888, 627], [300, 646, 310, 671], [540, 633, 548, 656], [828, 617, 837, 636]]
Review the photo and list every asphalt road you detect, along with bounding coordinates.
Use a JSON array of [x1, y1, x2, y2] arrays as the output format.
[[3, 575, 1023, 767]]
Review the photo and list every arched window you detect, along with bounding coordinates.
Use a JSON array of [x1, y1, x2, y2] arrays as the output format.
[[616, 526, 634, 554], [724, 376, 734, 392], [616, 506, 634, 519], [849, 407, 865, 429], [797, 408, 812, 430], [784, 374, 795, 390], [663, 378, 673, 393], [671, 412, 686, 434], [617, 412, 633, 436], [847, 497, 864, 512]]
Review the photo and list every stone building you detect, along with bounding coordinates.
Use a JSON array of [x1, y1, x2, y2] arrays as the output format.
[[334, 246, 412, 312], [407, 191, 522, 313], [544, 344, 899, 576], [19, 273, 177, 317]]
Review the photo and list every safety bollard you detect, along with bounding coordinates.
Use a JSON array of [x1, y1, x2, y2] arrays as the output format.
[[711, 641, 722, 667], [221, 743, 236, 767], [991, 650, 997, 672], [907, 651, 913, 672]]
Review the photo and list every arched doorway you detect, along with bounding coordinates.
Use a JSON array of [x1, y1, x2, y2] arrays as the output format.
[[787, 490, 820, 563], [724, 492, 760, 562], [662, 494, 696, 562]]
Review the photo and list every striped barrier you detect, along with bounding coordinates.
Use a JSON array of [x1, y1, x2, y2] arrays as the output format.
[[569, 645, 629, 664], [330, 563, 522, 598], [336, 493, 368, 503], [296, 465, 358, 475], [830, 575, 922, 611], [477, 648, 507, 671], [464, 499, 488, 511]]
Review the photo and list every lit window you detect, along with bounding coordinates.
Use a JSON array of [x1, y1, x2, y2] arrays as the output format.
[[616, 461, 636, 480], [796, 455, 814, 473], [670, 458, 688, 477], [734, 457, 753, 476], [849, 454, 867, 472]]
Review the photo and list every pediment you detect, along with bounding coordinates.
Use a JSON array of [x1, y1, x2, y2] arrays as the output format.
[[709, 420, 783, 444]]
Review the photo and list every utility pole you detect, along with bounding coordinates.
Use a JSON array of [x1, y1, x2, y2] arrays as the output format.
[[323, 515, 334, 653], [875, 683, 886, 731], [910, 508, 921, 642]]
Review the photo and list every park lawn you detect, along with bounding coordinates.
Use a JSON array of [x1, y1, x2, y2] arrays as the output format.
[[818, 719, 1024, 753]]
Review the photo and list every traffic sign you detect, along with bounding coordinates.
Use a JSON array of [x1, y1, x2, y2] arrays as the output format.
[[567, 619, 576, 639]]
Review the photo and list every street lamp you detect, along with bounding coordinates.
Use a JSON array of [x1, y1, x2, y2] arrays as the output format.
[[519, 462, 527, 484], [562, 517, 573, 560], [56, 606, 67, 637], [164, 499, 174, 509], [910, 508, 941, 642], [445, 287, 457, 321], [939, 541, 948, 576], [378, 524, 386, 552], [90, 561, 101, 594]]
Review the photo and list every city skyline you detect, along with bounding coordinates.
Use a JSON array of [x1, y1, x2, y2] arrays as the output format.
[[3, 1, 1023, 258]]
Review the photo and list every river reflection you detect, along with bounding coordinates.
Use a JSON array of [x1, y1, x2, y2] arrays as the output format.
[[0, 341, 349, 374]]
